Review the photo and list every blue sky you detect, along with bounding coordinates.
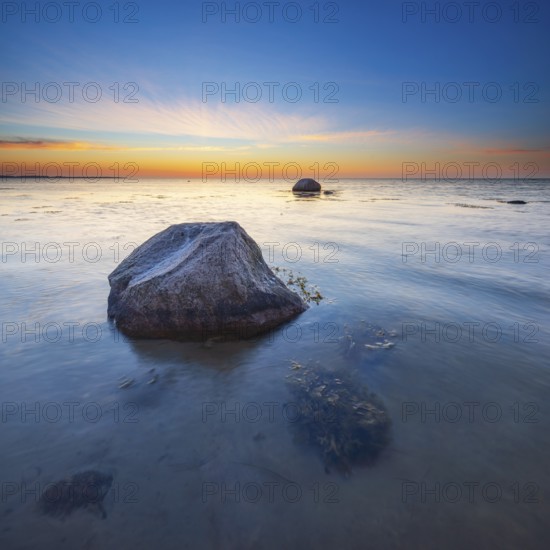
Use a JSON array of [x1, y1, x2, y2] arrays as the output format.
[[1, 0, 549, 176]]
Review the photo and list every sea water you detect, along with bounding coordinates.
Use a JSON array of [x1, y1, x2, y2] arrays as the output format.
[[1, 179, 549, 549]]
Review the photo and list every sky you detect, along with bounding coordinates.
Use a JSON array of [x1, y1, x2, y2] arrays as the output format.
[[1, 0, 549, 179]]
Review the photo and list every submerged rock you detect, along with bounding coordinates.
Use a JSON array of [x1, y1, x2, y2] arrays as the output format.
[[286, 363, 391, 474], [108, 222, 307, 340], [337, 321, 398, 359], [506, 200, 527, 205], [292, 178, 321, 193], [38, 470, 113, 519]]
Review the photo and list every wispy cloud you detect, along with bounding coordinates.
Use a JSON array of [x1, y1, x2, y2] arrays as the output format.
[[0, 138, 120, 150], [0, 138, 252, 152], [480, 147, 550, 155], [286, 130, 397, 143], [0, 96, 473, 151], [0, 98, 328, 144]]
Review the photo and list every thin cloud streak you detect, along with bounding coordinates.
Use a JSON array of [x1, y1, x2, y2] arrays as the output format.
[[0, 139, 119, 150], [0, 98, 327, 143], [0, 97, 407, 147], [480, 147, 550, 155], [0, 138, 252, 152], [286, 130, 397, 143]]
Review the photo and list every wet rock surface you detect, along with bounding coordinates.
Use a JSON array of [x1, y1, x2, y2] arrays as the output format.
[[108, 222, 308, 340]]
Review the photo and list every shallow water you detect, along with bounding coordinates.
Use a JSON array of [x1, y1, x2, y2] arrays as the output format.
[[1, 179, 549, 549]]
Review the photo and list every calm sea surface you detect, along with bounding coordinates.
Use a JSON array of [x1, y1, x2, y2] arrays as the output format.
[[1, 179, 549, 549]]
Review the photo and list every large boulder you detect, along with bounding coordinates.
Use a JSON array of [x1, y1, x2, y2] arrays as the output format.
[[107, 222, 307, 340], [292, 178, 321, 193]]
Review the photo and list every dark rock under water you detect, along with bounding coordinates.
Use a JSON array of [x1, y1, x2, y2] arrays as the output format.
[[286, 362, 391, 474], [38, 470, 113, 519]]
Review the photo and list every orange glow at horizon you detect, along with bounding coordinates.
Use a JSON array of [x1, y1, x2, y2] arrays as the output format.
[[1, 144, 549, 180]]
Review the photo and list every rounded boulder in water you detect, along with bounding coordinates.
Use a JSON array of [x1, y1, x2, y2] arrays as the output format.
[[292, 178, 321, 193]]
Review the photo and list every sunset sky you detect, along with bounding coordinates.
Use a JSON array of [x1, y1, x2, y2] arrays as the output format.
[[1, 0, 549, 179]]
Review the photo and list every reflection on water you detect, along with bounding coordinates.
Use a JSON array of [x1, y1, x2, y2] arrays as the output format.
[[1, 179, 549, 549]]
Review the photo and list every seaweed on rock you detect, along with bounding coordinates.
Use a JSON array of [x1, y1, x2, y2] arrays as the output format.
[[271, 266, 324, 305], [286, 362, 391, 474]]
